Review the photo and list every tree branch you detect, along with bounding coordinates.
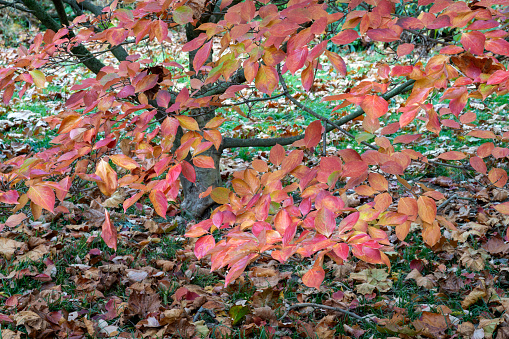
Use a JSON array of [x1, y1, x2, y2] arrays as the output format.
[[278, 65, 378, 151], [279, 303, 372, 322], [221, 79, 415, 149], [21, 0, 106, 74], [62, 0, 129, 62], [0, 0, 32, 13], [51, 0, 70, 26]]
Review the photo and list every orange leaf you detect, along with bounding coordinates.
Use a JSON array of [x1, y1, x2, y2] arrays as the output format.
[[488, 168, 508, 188], [27, 185, 55, 214], [96, 159, 118, 196], [274, 209, 291, 236], [204, 117, 226, 129], [193, 155, 215, 169], [422, 221, 441, 247], [437, 151, 466, 161], [176, 116, 199, 131], [360, 95, 388, 119], [210, 187, 230, 204], [109, 154, 139, 170], [281, 150, 303, 174], [315, 208, 336, 238], [417, 196, 436, 224], [252, 159, 268, 172], [134, 73, 158, 93], [149, 190, 168, 218], [369, 173, 388, 191], [101, 210, 117, 251], [204, 129, 222, 150], [324, 50, 346, 77], [495, 202, 509, 215], [255, 65, 278, 95], [396, 220, 411, 241], [269, 144, 285, 166], [302, 257, 325, 289], [469, 156, 486, 174]]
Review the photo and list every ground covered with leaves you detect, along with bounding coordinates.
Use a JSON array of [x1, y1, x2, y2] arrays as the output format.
[[1, 36, 509, 339]]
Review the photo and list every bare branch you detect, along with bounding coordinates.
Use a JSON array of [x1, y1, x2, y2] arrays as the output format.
[[221, 79, 415, 149]]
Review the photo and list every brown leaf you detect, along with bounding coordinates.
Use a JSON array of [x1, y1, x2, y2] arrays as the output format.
[[12, 311, 47, 336], [405, 269, 435, 289], [0, 238, 27, 260], [482, 236, 509, 255], [343, 324, 365, 338], [412, 312, 450, 339], [128, 291, 161, 318], [461, 286, 487, 309], [0, 329, 21, 339], [457, 322, 475, 337], [252, 306, 276, 324]]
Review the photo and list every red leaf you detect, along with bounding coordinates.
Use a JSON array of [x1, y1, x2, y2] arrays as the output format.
[[361, 95, 389, 119], [286, 46, 308, 74], [315, 208, 336, 237], [194, 235, 215, 259], [181, 160, 196, 183], [193, 41, 212, 74], [304, 120, 323, 149], [301, 63, 315, 92], [470, 156, 486, 174], [461, 31, 486, 55], [342, 160, 368, 178], [331, 29, 359, 45], [325, 50, 346, 77], [102, 210, 117, 251], [367, 28, 401, 42], [485, 39, 509, 56], [397, 43, 415, 57], [134, 73, 159, 93], [467, 130, 495, 139], [338, 212, 359, 235], [0, 190, 19, 205]]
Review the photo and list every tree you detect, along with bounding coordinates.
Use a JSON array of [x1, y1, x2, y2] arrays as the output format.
[[0, 0, 508, 289]]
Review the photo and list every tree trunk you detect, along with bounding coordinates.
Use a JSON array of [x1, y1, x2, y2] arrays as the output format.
[[179, 107, 222, 219]]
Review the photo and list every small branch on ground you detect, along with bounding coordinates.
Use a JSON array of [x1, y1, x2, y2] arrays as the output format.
[[279, 302, 373, 323], [438, 194, 458, 211]]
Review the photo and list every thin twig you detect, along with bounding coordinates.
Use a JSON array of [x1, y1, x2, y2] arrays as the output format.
[[438, 194, 457, 211], [278, 65, 379, 151], [279, 303, 372, 322]]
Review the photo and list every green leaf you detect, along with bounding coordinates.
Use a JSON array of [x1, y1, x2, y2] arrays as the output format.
[[229, 305, 250, 325]]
